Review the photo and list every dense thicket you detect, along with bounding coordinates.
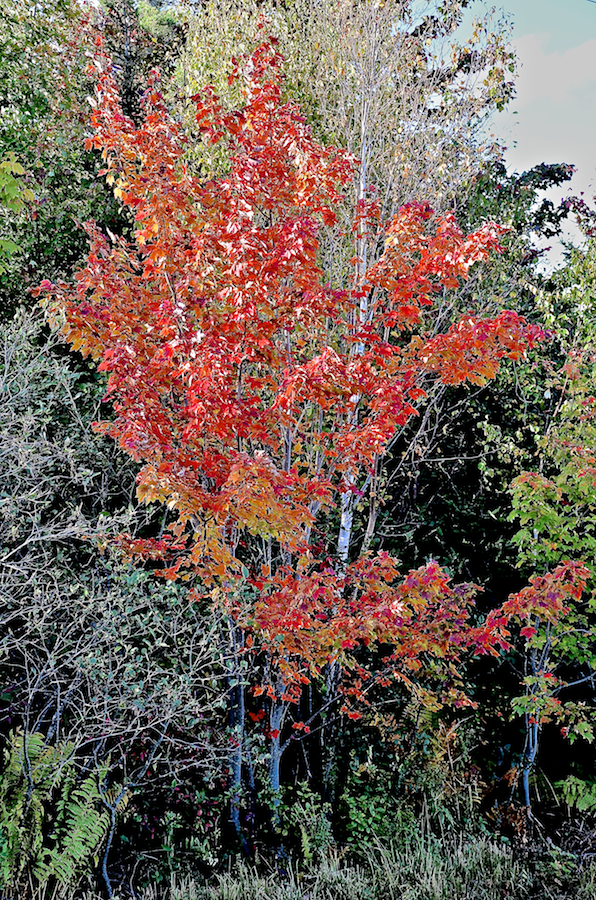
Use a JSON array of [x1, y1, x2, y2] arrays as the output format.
[[1, 3, 596, 899]]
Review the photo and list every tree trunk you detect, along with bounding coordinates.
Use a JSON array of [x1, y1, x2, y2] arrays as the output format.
[[226, 622, 245, 841], [521, 714, 539, 813], [268, 697, 285, 823]]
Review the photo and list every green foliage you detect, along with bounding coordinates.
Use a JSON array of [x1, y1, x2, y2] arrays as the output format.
[[464, 160, 574, 243], [0, 154, 33, 213], [0, 730, 112, 896], [557, 775, 596, 814], [0, 153, 34, 273], [338, 750, 403, 844], [496, 222, 596, 811], [0, 0, 87, 154], [510, 402, 596, 577], [338, 697, 493, 840], [509, 234, 596, 579], [278, 783, 334, 864], [0, 0, 186, 315], [0, 0, 116, 314], [506, 264, 596, 684]]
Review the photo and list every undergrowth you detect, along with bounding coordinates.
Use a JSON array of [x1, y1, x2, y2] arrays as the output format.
[[78, 831, 596, 900]]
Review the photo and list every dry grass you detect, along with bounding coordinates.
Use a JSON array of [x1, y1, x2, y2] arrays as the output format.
[[119, 832, 596, 900]]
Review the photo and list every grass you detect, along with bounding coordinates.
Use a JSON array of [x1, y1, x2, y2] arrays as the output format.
[[127, 831, 596, 900]]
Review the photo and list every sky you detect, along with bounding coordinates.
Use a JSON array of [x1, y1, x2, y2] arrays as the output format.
[[461, 0, 596, 268]]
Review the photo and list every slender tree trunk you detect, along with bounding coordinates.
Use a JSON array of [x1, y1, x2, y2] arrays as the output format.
[[228, 680, 244, 838], [268, 697, 285, 822], [519, 627, 549, 817], [521, 714, 539, 813], [226, 621, 245, 841], [337, 470, 356, 565], [267, 687, 290, 864], [336, 78, 372, 564], [321, 659, 341, 804]]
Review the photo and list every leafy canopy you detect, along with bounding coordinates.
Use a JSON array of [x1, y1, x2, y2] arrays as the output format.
[[38, 35, 572, 709]]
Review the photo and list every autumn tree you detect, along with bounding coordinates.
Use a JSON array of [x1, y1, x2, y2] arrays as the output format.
[[38, 34, 588, 848], [175, 0, 535, 590]]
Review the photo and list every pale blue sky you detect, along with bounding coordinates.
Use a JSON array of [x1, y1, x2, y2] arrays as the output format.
[[499, 0, 596, 51], [462, 0, 596, 265]]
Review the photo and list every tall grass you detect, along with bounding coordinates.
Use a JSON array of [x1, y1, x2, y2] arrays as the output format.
[[129, 830, 596, 900]]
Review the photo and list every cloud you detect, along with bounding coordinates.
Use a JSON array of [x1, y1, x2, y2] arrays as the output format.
[[497, 33, 596, 184], [513, 33, 596, 107], [489, 32, 596, 269]]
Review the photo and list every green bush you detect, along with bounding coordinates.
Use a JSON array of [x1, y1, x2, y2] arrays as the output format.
[[0, 730, 113, 897], [278, 783, 334, 864]]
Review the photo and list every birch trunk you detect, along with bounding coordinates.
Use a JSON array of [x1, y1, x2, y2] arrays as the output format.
[[336, 92, 370, 566], [226, 621, 245, 839]]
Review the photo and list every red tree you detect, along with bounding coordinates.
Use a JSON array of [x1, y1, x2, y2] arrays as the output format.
[[38, 36, 578, 834]]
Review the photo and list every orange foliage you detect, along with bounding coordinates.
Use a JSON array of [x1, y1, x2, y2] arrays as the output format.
[[36, 36, 563, 714]]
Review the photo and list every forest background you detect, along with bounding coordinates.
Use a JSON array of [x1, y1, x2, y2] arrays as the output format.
[[3, 1, 596, 899]]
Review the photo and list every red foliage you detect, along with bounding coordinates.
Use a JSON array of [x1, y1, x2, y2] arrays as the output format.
[[36, 37, 558, 713]]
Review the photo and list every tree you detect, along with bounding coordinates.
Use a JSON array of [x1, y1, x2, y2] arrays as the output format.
[[39, 35, 582, 846], [0, 312, 226, 897], [503, 233, 596, 815], [0, 0, 188, 318], [180, 0, 515, 213], [176, 1, 545, 606], [382, 159, 576, 587]]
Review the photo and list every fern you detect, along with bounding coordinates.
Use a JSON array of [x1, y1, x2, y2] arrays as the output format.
[[0, 730, 125, 896], [35, 770, 111, 887], [556, 775, 596, 813], [0, 730, 57, 890]]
